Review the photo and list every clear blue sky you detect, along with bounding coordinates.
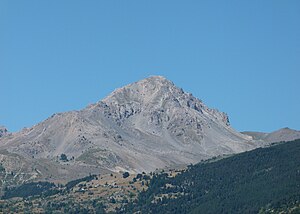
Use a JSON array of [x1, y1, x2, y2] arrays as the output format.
[[0, 1, 299, 133]]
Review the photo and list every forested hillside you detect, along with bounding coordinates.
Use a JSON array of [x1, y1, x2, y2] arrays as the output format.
[[122, 139, 300, 214], [1, 140, 299, 213]]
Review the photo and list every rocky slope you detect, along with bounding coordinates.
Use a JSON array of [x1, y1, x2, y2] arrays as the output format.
[[242, 127, 300, 143], [0, 76, 262, 182]]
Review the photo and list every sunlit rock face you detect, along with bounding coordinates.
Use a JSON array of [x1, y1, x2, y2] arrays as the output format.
[[0, 76, 261, 182]]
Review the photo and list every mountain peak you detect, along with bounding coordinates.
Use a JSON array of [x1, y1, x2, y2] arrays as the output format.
[[102, 76, 179, 105], [272, 127, 297, 134], [100, 76, 231, 129], [141, 75, 173, 86], [0, 76, 256, 180], [145, 75, 168, 81]]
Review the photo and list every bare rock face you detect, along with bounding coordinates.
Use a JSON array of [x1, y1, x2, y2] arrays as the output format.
[[0, 76, 261, 182], [101, 77, 231, 145]]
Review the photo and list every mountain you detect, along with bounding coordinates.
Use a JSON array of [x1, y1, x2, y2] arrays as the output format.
[[242, 127, 300, 143], [0, 76, 262, 182]]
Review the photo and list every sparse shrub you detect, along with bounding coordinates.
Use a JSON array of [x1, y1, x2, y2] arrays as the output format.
[[123, 172, 130, 178], [60, 153, 68, 162], [110, 197, 116, 203], [0, 164, 5, 172]]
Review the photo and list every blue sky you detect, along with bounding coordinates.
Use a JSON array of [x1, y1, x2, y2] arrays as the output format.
[[0, 1, 299, 132]]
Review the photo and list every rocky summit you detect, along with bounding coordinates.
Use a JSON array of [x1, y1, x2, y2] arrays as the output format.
[[0, 76, 263, 182]]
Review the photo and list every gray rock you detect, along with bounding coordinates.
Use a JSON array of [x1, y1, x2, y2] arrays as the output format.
[[0, 76, 263, 182]]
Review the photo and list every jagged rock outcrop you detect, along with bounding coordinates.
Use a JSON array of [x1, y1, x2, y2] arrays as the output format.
[[0, 76, 262, 181]]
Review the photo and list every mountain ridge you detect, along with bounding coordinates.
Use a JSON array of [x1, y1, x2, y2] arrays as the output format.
[[0, 76, 263, 182], [242, 127, 300, 143]]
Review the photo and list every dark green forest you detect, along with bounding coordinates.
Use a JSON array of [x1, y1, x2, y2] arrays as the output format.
[[2, 182, 56, 199], [121, 140, 300, 214], [1, 174, 97, 200]]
